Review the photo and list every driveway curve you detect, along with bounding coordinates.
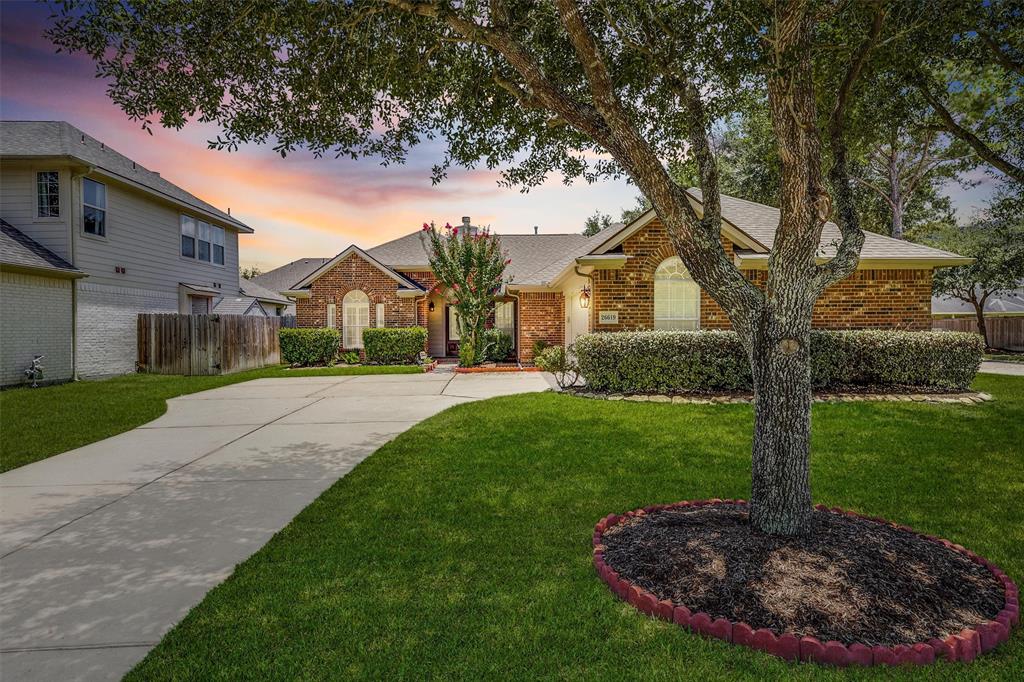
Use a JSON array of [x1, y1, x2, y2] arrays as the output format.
[[0, 370, 552, 681]]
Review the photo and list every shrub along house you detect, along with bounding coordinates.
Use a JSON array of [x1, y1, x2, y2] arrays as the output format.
[[272, 192, 971, 363]]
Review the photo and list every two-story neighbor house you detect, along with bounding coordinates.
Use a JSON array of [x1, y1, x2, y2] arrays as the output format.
[[0, 120, 253, 385]]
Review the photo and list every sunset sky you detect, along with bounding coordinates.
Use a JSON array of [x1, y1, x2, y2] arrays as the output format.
[[1, 2, 1001, 272]]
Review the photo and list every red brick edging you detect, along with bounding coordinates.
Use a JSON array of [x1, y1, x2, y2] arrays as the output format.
[[592, 500, 1018, 666]]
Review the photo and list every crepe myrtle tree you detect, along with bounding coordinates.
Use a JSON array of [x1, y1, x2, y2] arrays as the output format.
[[421, 221, 510, 366], [47, 0, 980, 536]]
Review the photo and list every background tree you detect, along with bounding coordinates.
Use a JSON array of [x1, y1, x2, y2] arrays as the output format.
[[582, 209, 613, 236], [422, 222, 509, 367], [240, 266, 263, 280], [47, 0, 982, 536], [924, 190, 1024, 348], [914, 2, 1024, 184]]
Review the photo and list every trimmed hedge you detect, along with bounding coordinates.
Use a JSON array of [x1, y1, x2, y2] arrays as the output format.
[[363, 327, 427, 364], [280, 327, 341, 367], [573, 329, 983, 393]]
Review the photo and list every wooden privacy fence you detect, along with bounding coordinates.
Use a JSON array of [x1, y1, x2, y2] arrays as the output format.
[[932, 317, 1024, 351], [138, 313, 281, 375]]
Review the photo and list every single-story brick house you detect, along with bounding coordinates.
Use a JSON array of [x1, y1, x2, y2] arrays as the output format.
[[269, 191, 971, 362]]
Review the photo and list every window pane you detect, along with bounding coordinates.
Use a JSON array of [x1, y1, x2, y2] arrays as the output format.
[[181, 235, 195, 258], [83, 178, 105, 208], [84, 206, 105, 236], [198, 240, 210, 261], [343, 291, 369, 348], [212, 226, 225, 246], [180, 215, 195, 237], [654, 257, 699, 328], [375, 303, 385, 328], [37, 171, 59, 217], [213, 244, 224, 265], [199, 222, 210, 241]]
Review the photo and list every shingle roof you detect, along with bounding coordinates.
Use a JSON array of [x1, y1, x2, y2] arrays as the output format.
[[213, 296, 263, 316], [240, 277, 291, 305], [0, 121, 252, 233], [687, 189, 968, 262], [252, 257, 330, 294], [365, 230, 606, 285], [0, 219, 84, 277]]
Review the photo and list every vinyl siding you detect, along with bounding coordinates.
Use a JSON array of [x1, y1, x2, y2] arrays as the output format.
[[0, 160, 73, 262], [74, 174, 240, 297]]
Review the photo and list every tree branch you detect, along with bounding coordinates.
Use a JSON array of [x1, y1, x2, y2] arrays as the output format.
[[979, 30, 1024, 77], [917, 82, 1024, 184], [813, 4, 885, 291]]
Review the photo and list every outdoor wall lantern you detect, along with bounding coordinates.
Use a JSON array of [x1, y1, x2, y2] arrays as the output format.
[[428, 300, 435, 312], [579, 285, 591, 309]]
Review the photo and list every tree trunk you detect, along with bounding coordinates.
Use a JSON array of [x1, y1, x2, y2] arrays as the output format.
[[891, 198, 904, 240], [889, 153, 904, 240], [747, 308, 814, 536], [973, 300, 989, 348]]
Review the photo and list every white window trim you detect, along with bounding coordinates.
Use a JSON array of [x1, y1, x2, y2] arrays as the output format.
[[343, 291, 370, 349], [36, 170, 60, 219], [81, 177, 107, 239], [179, 213, 226, 267], [654, 256, 701, 330]]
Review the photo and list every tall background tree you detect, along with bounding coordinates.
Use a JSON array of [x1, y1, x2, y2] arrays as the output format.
[[582, 209, 613, 236], [48, 0, 988, 536], [924, 189, 1024, 347], [914, 1, 1024, 184]]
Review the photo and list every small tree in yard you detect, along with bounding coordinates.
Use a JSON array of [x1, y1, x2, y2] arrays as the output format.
[[927, 191, 1024, 348], [422, 222, 509, 367], [47, 0, 997, 536]]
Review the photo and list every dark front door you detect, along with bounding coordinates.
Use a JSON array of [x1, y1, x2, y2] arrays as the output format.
[[445, 305, 460, 357]]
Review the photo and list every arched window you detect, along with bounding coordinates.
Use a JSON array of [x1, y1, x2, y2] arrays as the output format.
[[342, 290, 370, 348], [654, 257, 700, 330]]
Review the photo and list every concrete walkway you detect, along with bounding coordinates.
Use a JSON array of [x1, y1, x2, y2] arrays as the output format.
[[979, 360, 1024, 376], [0, 371, 551, 681]]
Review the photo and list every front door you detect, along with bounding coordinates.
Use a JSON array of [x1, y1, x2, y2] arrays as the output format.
[[445, 305, 460, 357]]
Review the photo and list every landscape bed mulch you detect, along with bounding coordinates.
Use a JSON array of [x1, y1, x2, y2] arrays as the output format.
[[600, 504, 1005, 647]]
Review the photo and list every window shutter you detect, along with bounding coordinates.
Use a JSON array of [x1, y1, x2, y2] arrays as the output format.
[[375, 303, 385, 327], [326, 303, 336, 329]]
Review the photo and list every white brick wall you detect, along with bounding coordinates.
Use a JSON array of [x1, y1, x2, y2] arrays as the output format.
[[0, 271, 74, 386], [76, 281, 177, 378]]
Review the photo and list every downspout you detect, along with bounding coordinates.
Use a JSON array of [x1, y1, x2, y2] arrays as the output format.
[[69, 165, 94, 381]]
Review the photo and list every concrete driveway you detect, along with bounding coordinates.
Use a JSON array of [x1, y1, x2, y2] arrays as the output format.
[[0, 370, 551, 681]]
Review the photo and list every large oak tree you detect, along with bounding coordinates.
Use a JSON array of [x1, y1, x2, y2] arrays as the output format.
[[48, 0, 983, 535]]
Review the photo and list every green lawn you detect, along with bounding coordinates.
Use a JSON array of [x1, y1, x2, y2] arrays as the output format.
[[127, 374, 1023, 681], [0, 365, 422, 473]]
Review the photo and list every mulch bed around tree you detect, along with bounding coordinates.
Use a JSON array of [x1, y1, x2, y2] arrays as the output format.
[[600, 504, 1004, 647]]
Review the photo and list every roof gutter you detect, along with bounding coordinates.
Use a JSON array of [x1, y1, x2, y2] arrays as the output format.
[[736, 254, 976, 270]]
